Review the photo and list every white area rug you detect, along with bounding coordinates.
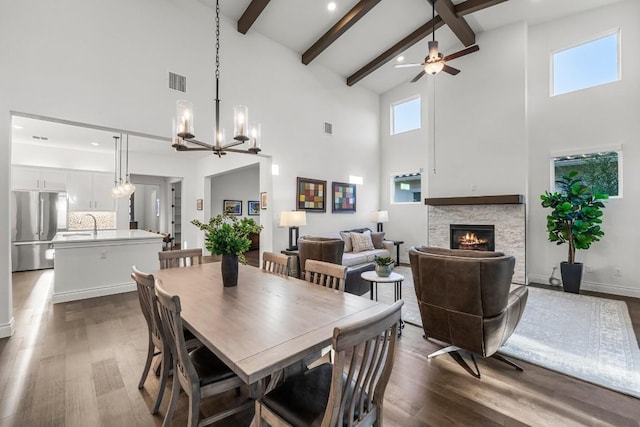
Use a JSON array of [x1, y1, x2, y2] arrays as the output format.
[[376, 269, 640, 398]]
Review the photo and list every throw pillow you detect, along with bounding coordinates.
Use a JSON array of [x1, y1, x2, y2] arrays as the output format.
[[351, 231, 375, 252], [340, 231, 353, 253], [370, 232, 385, 249]]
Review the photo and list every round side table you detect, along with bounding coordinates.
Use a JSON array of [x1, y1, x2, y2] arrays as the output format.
[[360, 270, 405, 336]]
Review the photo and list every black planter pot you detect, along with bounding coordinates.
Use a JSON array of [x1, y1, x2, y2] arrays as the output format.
[[560, 262, 583, 294], [221, 254, 239, 287]]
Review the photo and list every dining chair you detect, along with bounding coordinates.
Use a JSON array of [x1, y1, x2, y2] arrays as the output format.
[[155, 280, 252, 427], [158, 248, 203, 269], [254, 300, 404, 427], [131, 266, 171, 415], [304, 259, 347, 292], [262, 252, 290, 276]]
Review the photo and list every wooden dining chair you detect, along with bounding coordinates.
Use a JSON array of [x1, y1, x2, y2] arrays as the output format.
[[262, 252, 290, 276], [304, 259, 347, 292], [131, 266, 171, 415], [155, 280, 252, 427], [255, 300, 404, 427], [158, 248, 203, 269]]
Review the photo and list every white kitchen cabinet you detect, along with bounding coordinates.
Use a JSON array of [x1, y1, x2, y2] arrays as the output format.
[[67, 171, 115, 211], [12, 166, 67, 191]]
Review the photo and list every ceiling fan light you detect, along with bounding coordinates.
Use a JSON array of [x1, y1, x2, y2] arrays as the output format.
[[424, 61, 444, 75]]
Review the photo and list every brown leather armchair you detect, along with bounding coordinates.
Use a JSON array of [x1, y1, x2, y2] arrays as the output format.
[[297, 236, 344, 279], [409, 246, 528, 378]]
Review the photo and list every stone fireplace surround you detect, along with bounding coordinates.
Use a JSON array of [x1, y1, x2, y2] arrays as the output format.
[[425, 195, 526, 284]]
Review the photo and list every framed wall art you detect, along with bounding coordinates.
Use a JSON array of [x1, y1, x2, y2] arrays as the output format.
[[223, 199, 242, 215], [248, 200, 260, 216], [260, 192, 268, 210], [332, 181, 356, 213], [296, 177, 326, 212]]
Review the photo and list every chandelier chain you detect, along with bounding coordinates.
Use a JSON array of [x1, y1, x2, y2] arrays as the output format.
[[215, 0, 220, 80]]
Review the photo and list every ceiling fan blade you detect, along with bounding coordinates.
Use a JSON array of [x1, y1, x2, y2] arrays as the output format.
[[394, 63, 424, 69], [443, 45, 479, 62], [442, 64, 460, 75], [410, 70, 426, 83]]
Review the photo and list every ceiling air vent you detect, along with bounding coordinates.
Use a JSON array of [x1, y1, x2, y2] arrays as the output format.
[[324, 122, 333, 135], [169, 72, 187, 93]]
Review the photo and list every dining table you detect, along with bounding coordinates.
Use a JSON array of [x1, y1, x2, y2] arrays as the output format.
[[152, 262, 389, 387]]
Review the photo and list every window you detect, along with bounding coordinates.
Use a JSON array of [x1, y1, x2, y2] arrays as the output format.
[[391, 172, 422, 203], [552, 150, 622, 197], [391, 96, 420, 135], [552, 32, 619, 96]]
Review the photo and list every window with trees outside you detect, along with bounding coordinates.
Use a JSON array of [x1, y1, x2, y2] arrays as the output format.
[[391, 172, 422, 203], [391, 96, 420, 135], [552, 150, 621, 198], [552, 31, 620, 96]]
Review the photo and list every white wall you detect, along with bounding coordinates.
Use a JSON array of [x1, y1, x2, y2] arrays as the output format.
[[0, 0, 381, 337], [527, 0, 640, 297]]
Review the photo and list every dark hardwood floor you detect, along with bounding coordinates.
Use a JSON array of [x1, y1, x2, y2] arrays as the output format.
[[1, 269, 638, 426]]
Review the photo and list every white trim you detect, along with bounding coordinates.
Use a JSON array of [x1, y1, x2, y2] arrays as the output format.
[[527, 274, 640, 299], [0, 317, 16, 338], [52, 282, 136, 304]]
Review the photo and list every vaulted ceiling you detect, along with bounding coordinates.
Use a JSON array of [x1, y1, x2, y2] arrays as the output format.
[[214, 0, 622, 94]]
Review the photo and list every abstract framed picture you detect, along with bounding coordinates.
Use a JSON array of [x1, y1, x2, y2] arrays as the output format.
[[296, 177, 326, 212], [248, 200, 260, 216], [223, 199, 242, 216], [260, 192, 268, 210], [332, 181, 356, 213]]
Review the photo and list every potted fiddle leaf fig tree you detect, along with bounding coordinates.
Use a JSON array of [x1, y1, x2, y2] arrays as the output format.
[[540, 171, 608, 293], [192, 212, 263, 287]]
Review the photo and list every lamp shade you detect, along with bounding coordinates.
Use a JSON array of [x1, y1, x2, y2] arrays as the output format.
[[370, 210, 389, 224], [280, 211, 307, 227]]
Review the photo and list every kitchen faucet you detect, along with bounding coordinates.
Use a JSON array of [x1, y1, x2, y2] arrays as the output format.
[[83, 213, 98, 237]]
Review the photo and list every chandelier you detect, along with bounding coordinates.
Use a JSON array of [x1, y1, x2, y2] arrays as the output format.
[[112, 134, 136, 198], [172, 0, 261, 157]]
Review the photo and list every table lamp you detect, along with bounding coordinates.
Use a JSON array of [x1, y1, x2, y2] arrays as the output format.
[[280, 211, 307, 250], [370, 210, 389, 232]]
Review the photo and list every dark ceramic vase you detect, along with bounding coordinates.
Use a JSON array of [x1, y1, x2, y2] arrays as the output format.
[[560, 261, 583, 294], [221, 254, 239, 287]]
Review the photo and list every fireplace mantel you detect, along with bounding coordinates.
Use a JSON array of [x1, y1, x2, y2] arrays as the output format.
[[424, 194, 524, 206]]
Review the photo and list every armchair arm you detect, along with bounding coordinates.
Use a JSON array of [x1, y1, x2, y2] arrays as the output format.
[[382, 240, 395, 254]]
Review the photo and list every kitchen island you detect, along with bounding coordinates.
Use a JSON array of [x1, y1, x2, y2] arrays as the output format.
[[51, 230, 163, 303]]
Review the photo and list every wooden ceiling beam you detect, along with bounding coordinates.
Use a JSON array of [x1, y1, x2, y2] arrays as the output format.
[[237, 0, 271, 34], [347, 17, 444, 86], [346, 0, 509, 86], [302, 0, 381, 65], [433, 0, 475, 46]]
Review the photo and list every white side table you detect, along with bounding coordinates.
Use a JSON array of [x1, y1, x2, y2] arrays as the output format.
[[360, 271, 405, 336]]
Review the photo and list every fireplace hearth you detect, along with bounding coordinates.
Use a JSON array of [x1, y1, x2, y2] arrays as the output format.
[[450, 224, 495, 251]]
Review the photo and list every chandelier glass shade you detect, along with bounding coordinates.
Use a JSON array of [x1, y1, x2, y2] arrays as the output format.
[[111, 134, 136, 198]]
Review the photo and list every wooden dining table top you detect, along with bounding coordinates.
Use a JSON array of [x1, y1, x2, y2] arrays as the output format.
[[153, 262, 387, 384]]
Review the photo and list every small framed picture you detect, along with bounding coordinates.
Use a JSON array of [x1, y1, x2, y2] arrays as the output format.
[[248, 200, 260, 216], [223, 199, 242, 215], [296, 177, 327, 212], [332, 182, 356, 213], [196, 199, 203, 210], [260, 192, 268, 210]]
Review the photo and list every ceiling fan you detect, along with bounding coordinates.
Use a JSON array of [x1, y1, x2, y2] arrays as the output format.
[[395, 0, 479, 82]]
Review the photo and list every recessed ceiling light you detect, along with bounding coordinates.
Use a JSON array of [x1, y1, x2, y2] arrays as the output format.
[[90, 142, 100, 146], [12, 125, 23, 129], [397, 56, 405, 62], [327, 2, 336, 11]]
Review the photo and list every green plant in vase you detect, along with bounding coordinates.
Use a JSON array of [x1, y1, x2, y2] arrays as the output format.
[[374, 255, 395, 277], [540, 171, 608, 293]]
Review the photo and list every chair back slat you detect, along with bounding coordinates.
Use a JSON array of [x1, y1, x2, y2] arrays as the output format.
[[262, 252, 290, 276], [304, 259, 346, 292], [324, 300, 403, 427], [131, 266, 163, 347], [159, 248, 203, 269], [155, 280, 199, 391]]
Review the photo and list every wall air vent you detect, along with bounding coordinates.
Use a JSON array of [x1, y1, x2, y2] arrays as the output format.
[[324, 122, 333, 135], [169, 72, 187, 93]]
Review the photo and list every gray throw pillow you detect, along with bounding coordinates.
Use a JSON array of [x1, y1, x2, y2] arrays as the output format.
[[339, 231, 353, 252], [370, 232, 385, 249], [351, 230, 375, 252]]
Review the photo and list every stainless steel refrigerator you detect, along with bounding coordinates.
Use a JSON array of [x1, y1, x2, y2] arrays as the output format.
[[11, 191, 65, 272]]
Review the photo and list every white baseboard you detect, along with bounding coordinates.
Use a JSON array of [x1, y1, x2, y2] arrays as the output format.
[[0, 317, 16, 338], [527, 274, 640, 299], [52, 282, 137, 304]]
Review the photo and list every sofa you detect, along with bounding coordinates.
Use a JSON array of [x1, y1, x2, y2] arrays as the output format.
[[298, 228, 394, 295]]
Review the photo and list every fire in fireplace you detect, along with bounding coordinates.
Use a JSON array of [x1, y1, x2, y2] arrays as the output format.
[[450, 224, 495, 251]]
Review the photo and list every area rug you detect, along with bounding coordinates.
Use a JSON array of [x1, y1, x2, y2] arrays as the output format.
[[500, 286, 640, 398]]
